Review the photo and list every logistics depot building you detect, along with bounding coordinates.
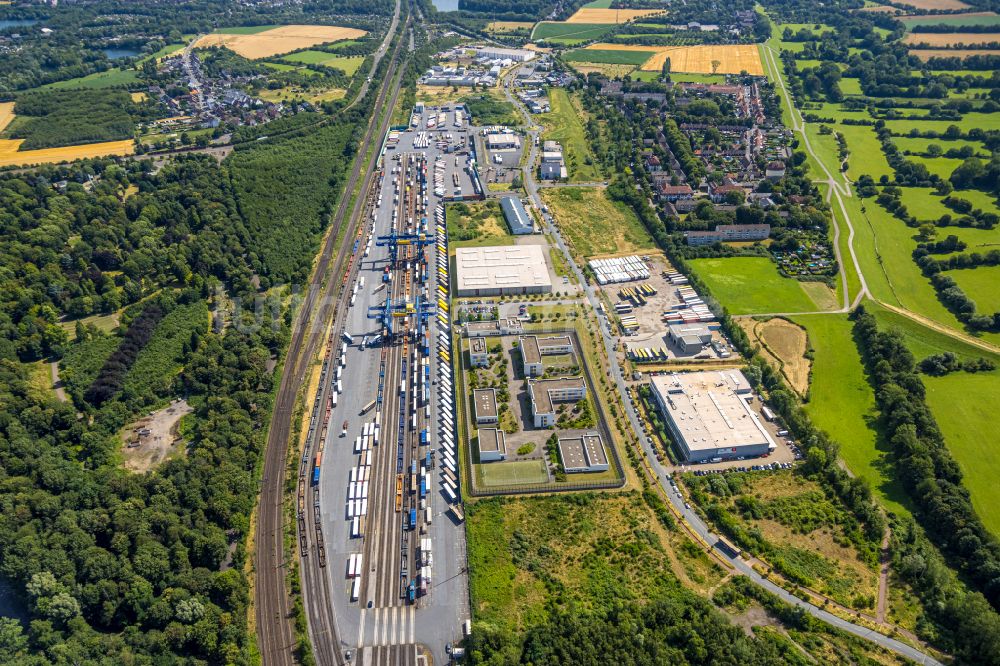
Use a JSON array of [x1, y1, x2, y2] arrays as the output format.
[[649, 370, 776, 462], [455, 245, 552, 297]]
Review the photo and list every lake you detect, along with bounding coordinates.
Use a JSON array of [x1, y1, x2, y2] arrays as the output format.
[[431, 0, 459, 11], [0, 19, 38, 30], [104, 47, 141, 59]]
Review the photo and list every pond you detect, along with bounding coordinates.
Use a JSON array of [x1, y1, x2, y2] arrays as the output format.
[[104, 47, 141, 59], [0, 578, 27, 625], [430, 0, 459, 11], [0, 19, 38, 30]]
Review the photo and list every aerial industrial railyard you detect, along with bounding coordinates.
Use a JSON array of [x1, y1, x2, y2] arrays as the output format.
[[300, 106, 477, 665]]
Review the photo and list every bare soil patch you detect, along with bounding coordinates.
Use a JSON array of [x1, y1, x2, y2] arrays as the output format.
[[122, 399, 193, 472]]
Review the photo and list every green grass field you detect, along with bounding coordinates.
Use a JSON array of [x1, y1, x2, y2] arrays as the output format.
[[924, 371, 1000, 536], [669, 72, 728, 83], [216, 25, 279, 34], [901, 14, 1000, 28], [281, 49, 339, 64], [688, 257, 830, 314], [838, 124, 894, 181], [540, 88, 603, 183], [476, 459, 549, 486], [263, 62, 298, 72], [891, 135, 990, 158], [139, 43, 185, 63], [948, 266, 1000, 313], [883, 112, 1000, 134], [41, 69, 140, 90], [908, 155, 964, 179], [864, 300, 1000, 364], [541, 187, 653, 260], [840, 77, 862, 95], [563, 48, 655, 65], [791, 313, 912, 518], [532, 21, 615, 41], [582, 0, 613, 7]]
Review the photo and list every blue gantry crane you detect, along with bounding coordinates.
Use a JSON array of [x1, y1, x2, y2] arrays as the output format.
[[368, 294, 436, 339], [375, 229, 435, 267]]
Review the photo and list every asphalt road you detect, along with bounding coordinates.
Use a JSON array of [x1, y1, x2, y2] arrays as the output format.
[[502, 70, 943, 666]]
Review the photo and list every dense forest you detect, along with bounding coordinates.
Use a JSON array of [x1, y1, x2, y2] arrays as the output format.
[[6, 90, 159, 149]]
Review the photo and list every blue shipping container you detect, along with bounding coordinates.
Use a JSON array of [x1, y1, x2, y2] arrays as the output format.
[[312, 467, 320, 485], [409, 508, 417, 529]]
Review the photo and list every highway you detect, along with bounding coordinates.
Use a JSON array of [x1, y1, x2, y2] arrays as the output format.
[[255, 2, 405, 664], [502, 68, 943, 666]]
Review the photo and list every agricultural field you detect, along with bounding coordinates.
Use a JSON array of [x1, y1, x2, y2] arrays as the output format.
[[280, 51, 365, 75], [903, 32, 1000, 46], [565, 7, 665, 23], [567, 62, 638, 78], [894, 0, 971, 9], [899, 12, 1000, 28], [564, 47, 655, 65], [909, 48, 1000, 60], [532, 22, 615, 43], [193, 24, 366, 59], [0, 102, 13, 132], [540, 187, 654, 261], [539, 88, 602, 183], [486, 21, 535, 33], [688, 257, 832, 315], [0, 138, 134, 167], [641, 44, 764, 75]]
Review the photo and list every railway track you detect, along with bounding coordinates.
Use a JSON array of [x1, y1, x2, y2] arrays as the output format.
[[254, 2, 407, 664]]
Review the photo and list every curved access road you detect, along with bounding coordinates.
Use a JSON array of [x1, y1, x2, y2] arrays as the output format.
[[502, 67, 942, 666]]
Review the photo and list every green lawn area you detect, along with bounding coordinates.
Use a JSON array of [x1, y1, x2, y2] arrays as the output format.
[[948, 266, 1000, 313], [908, 155, 964, 179], [841, 77, 862, 95], [540, 88, 602, 183], [582, 0, 613, 7], [281, 49, 340, 64], [669, 72, 727, 83], [563, 48, 655, 65], [839, 124, 893, 181], [791, 313, 912, 518], [630, 70, 661, 81], [138, 43, 185, 63], [263, 62, 298, 72], [688, 257, 830, 314], [41, 69, 139, 90], [532, 21, 615, 41], [891, 135, 990, 158], [924, 371, 1000, 537], [864, 300, 1000, 364], [541, 187, 653, 261], [215, 25, 279, 34]]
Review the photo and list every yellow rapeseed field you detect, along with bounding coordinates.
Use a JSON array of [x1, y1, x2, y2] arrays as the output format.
[[0, 139, 134, 168], [565, 8, 665, 23], [194, 25, 367, 60]]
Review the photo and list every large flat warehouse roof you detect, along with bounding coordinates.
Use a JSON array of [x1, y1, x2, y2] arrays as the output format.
[[455, 245, 552, 294], [649, 371, 773, 454]]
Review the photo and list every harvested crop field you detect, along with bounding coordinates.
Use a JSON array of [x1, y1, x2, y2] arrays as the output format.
[[741, 317, 811, 395], [565, 7, 665, 23], [487, 21, 535, 32], [895, 0, 970, 8], [903, 32, 1000, 46], [909, 48, 1000, 60], [596, 43, 767, 74], [0, 102, 14, 132], [0, 138, 133, 167], [194, 24, 366, 59], [900, 11, 1000, 27]]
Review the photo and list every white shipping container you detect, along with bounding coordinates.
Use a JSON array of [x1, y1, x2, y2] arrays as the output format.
[[351, 577, 361, 601]]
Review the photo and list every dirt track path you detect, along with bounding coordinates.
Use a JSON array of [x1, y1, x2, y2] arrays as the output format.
[[50, 361, 67, 403]]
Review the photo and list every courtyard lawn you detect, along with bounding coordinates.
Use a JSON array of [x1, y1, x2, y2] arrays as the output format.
[[791, 313, 912, 518], [540, 88, 602, 183], [541, 187, 653, 260], [924, 370, 1000, 537], [688, 257, 829, 314]]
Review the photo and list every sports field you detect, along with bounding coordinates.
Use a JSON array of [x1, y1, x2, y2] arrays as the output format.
[[566, 7, 665, 23], [195, 24, 366, 59], [476, 459, 549, 486], [688, 257, 832, 314], [540, 187, 654, 260], [903, 32, 1000, 46], [0, 138, 134, 167]]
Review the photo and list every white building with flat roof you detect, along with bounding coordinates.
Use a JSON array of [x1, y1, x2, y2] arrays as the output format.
[[477, 428, 507, 462], [456, 245, 552, 297], [558, 433, 609, 473], [475, 46, 536, 62], [649, 371, 773, 462]]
